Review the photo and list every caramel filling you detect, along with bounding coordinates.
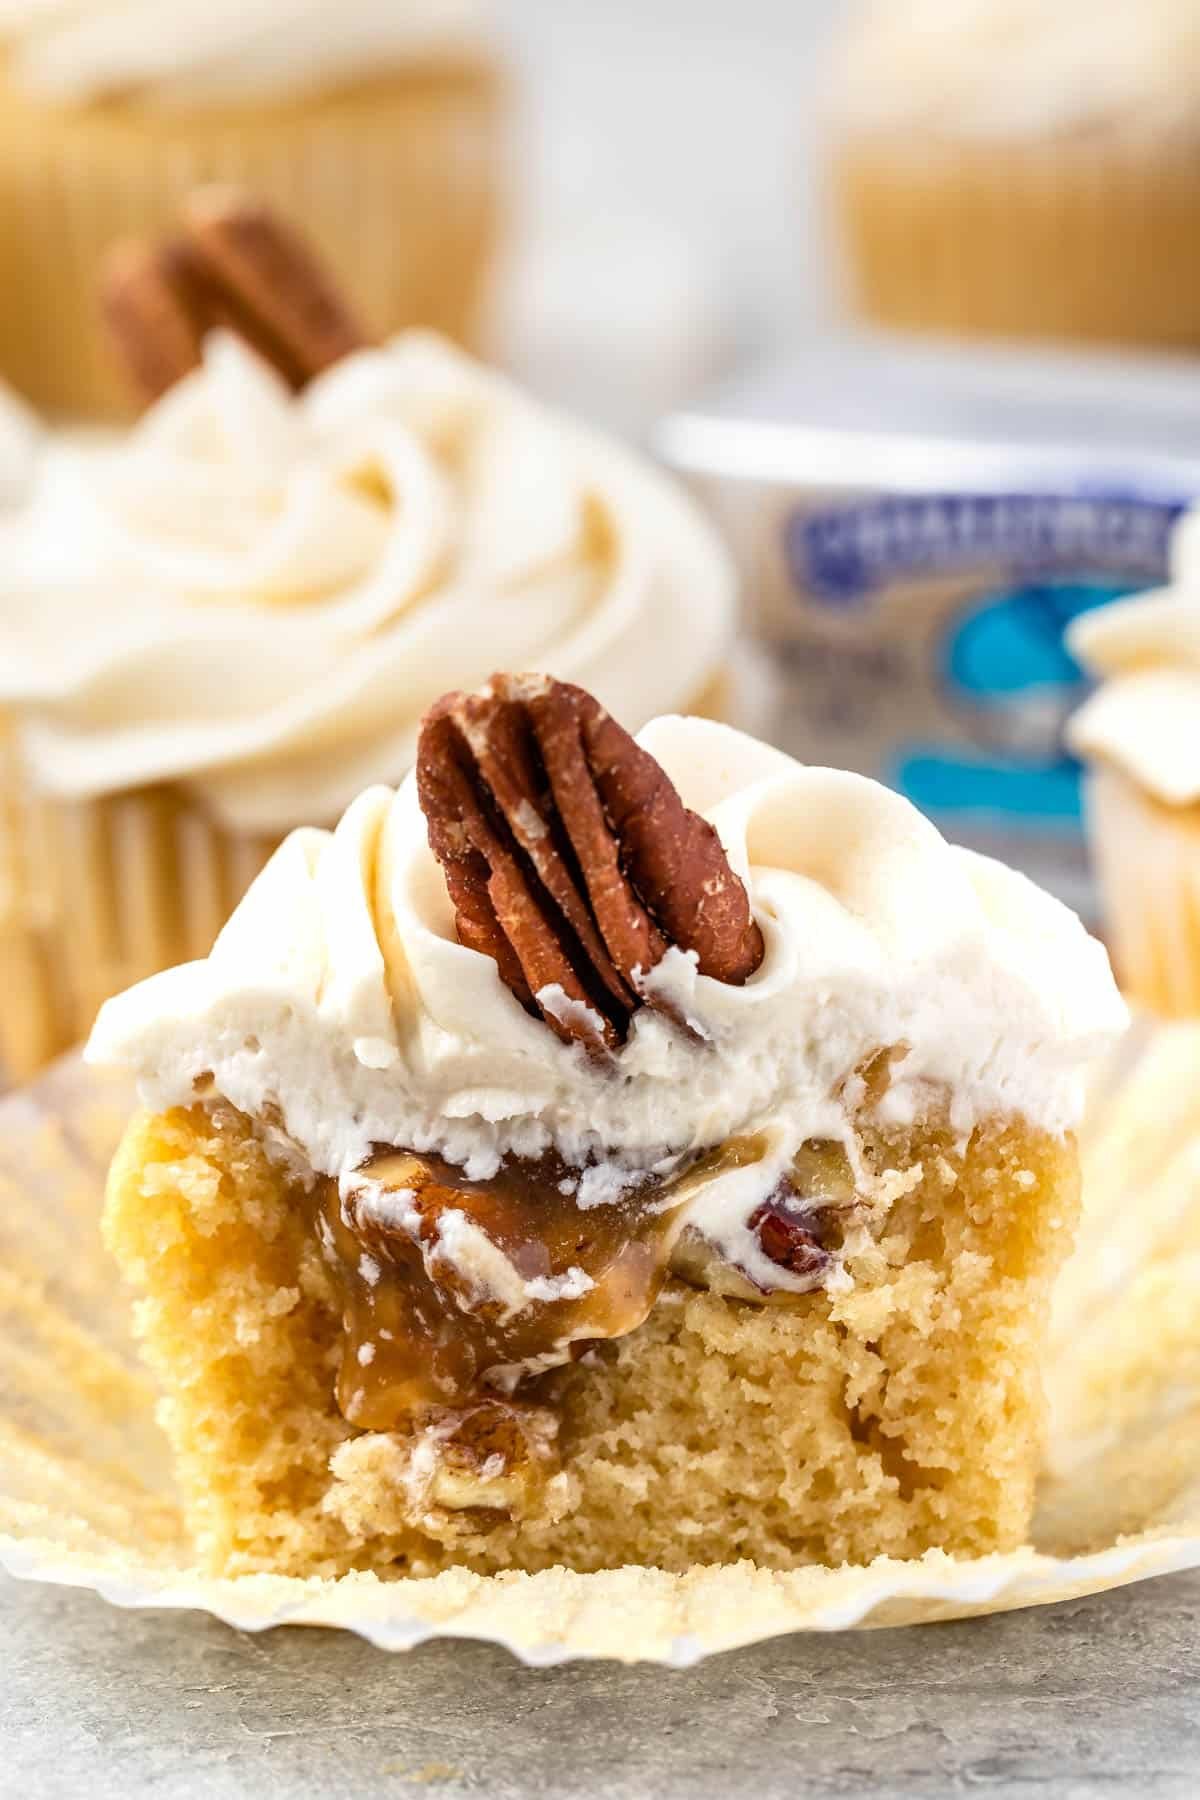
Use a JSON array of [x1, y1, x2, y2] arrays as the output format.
[[313, 1146, 705, 1520], [313, 1132, 857, 1454], [306, 1135, 865, 1526], [315, 1148, 683, 1434]]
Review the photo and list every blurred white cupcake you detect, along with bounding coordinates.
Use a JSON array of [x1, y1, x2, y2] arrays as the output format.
[[1069, 511, 1200, 1015]]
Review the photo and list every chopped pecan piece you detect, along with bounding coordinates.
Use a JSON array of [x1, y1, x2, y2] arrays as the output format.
[[413, 1400, 562, 1522], [416, 673, 764, 1048], [99, 185, 371, 403], [749, 1186, 832, 1283]]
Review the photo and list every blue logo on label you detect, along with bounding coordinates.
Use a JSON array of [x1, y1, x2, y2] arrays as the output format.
[[789, 492, 1182, 606], [892, 579, 1138, 825]]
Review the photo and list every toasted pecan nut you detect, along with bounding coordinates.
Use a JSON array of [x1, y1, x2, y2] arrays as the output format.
[[100, 185, 371, 404], [418, 702, 613, 1041], [182, 187, 369, 381], [416, 674, 764, 1048], [548, 684, 763, 987], [98, 239, 208, 404]]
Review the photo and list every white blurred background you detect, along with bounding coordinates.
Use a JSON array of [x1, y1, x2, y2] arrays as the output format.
[[495, 0, 845, 431]]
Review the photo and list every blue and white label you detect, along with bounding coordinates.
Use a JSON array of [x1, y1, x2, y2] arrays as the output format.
[[779, 491, 1185, 842]]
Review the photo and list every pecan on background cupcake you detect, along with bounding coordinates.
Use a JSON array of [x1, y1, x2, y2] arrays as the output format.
[[0, 0, 507, 417]]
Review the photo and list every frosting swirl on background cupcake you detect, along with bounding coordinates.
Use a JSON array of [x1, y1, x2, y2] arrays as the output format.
[[1068, 509, 1200, 808], [0, 0, 489, 105], [0, 332, 735, 832], [834, 0, 1200, 139]]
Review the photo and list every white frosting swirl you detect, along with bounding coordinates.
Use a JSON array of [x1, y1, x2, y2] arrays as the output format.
[[1068, 508, 1200, 807], [0, 0, 489, 106], [88, 717, 1126, 1280], [0, 332, 735, 833], [833, 0, 1200, 141]]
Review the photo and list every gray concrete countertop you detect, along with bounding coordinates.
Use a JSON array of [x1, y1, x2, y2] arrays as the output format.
[[4, 1568, 1199, 1799]]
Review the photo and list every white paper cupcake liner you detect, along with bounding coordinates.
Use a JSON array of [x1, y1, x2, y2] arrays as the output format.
[[0, 745, 278, 1083], [3, 1026, 1199, 1665]]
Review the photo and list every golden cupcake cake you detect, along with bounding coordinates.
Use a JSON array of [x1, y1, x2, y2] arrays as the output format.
[[0, 203, 738, 1081], [0, 0, 505, 416], [829, 0, 1200, 348], [89, 677, 1125, 1580], [1068, 518, 1200, 1017]]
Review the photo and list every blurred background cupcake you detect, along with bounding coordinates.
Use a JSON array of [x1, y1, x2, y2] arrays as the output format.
[[0, 0, 507, 418], [0, 194, 739, 1081], [828, 0, 1200, 349], [1068, 514, 1200, 1019]]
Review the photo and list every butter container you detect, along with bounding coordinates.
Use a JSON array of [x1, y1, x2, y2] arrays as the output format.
[[660, 333, 1200, 912]]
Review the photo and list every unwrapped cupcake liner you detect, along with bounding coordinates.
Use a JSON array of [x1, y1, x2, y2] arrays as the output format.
[[0, 739, 276, 1082], [1085, 767, 1200, 1020], [0, 58, 505, 417], [831, 129, 1200, 347], [3, 1021, 1200, 1664]]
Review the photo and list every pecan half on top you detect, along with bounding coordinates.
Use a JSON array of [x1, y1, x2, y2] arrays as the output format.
[[416, 674, 765, 1050], [99, 185, 371, 405]]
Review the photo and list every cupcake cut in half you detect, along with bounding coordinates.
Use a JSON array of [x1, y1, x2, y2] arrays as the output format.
[[0, 197, 737, 1079], [90, 676, 1126, 1580]]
